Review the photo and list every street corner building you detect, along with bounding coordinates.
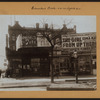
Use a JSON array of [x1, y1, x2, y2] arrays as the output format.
[[5, 21, 96, 78]]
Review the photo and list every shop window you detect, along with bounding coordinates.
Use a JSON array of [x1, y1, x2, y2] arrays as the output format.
[[16, 69, 19, 73], [91, 37, 93, 39], [57, 51, 61, 55], [27, 65, 30, 69], [93, 55, 96, 59], [18, 64, 22, 68], [23, 65, 26, 69], [55, 65, 59, 69], [31, 58, 40, 68], [92, 61, 96, 69], [34, 68, 38, 72], [12, 36, 15, 41]]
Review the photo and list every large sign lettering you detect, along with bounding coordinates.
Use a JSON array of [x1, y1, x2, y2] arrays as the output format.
[[62, 34, 96, 51], [22, 35, 37, 47]]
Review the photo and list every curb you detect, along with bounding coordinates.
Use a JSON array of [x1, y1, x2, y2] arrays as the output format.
[[65, 79, 96, 82], [47, 87, 96, 91], [0, 84, 48, 88]]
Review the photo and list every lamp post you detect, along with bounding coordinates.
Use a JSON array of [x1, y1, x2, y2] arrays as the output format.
[[72, 50, 78, 83], [90, 46, 93, 75]]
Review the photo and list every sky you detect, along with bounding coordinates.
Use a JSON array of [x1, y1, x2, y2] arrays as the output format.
[[0, 15, 96, 70]]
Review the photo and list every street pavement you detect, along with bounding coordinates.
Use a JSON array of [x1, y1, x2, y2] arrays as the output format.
[[0, 87, 47, 91], [0, 75, 96, 91]]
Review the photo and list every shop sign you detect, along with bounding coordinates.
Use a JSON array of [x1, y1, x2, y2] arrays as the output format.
[[16, 34, 37, 50], [22, 35, 37, 47], [62, 34, 96, 51]]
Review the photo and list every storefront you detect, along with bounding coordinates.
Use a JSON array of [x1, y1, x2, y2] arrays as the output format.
[[6, 21, 96, 77], [6, 47, 51, 77], [61, 33, 96, 75]]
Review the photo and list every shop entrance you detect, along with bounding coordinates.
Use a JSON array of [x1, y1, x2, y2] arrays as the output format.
[[15, 47, 51, 77], [22, 58, 31, 76], [31, 58, 50, 76], [59, 57, 70, 76], [31, 58, 40, 76]]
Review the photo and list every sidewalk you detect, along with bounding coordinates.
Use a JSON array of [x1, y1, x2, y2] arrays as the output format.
[[0, 75, 96, 90], [47, 82, 96, 91], [47, 75, 96, 91], [0, 78, 51, 88]]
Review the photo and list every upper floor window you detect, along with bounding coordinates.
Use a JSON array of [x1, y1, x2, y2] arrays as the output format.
[[12, 46, 16, 50], [12, 34, 16, 41]]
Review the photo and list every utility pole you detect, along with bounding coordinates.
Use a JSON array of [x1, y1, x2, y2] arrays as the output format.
[[75, 58, 78, 83]]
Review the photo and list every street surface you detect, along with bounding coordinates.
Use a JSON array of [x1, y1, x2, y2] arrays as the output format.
[[0, 75, 96, 91], [0, 87, 46, 91]]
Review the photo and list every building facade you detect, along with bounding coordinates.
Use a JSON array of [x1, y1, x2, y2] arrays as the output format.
[[61, 32, 96, 75], [5, 21, 96, 77]]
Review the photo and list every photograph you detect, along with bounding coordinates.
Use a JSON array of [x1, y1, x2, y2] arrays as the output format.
[[0, 15, 96, 91]]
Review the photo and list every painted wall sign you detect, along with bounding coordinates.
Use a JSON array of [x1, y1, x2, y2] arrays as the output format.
[[22, 35, 37, 47]]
